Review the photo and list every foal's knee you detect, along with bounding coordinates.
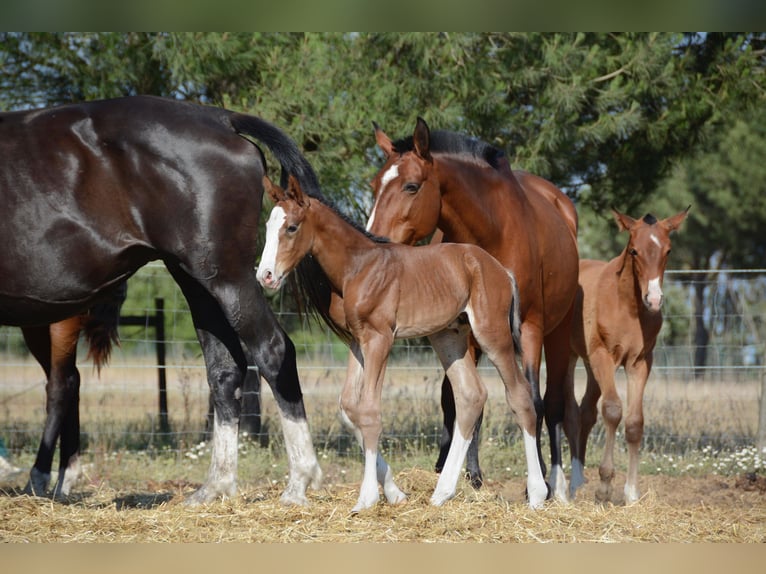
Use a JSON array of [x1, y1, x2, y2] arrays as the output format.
[[624, 413, 644, 444], [601, 397, 622, 428]]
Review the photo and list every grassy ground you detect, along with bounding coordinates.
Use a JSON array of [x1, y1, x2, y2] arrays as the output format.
[[1, 359, 764, 542]]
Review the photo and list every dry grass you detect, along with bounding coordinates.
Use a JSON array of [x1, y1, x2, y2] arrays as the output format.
[[2, 358, 765, 543], [1, 466, 764, 543]]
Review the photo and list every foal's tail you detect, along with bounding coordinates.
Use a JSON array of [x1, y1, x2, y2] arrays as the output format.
[[82, 282, 127, 374], [507, 271, 523, 358], [227, 112, 350, 343]]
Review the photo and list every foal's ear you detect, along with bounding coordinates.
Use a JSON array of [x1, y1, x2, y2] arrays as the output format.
[[611, 209, 636, 232], [373, 121, 395, 158], [262, 176, 285, 203], [663, 205, 691, 233], [286, 174, 309, 207], [413, 116, 432, 163]]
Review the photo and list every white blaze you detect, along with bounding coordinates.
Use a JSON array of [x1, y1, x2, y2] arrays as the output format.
[[366, 164, 399, 231], [646, 276, 663, 309], [256, 206, 286, 285]]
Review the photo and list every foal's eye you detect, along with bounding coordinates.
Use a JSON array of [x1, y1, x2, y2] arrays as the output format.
[[286, 224, 299, 234], [403, 182, 420, 194], [629, 248, 638, 257]]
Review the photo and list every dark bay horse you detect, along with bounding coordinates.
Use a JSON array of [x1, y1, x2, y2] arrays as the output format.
[[20, 283, 125, 497], [0, 95, 328, 505], [256, 175, 547, 511], [366, 118, 580, 500], [568, 208, 689, 504]]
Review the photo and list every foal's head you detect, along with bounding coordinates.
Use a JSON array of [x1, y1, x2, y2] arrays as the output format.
[[366, 117, 442, 245], [614, 207, 689, 313], [256, 175, 312, 291]]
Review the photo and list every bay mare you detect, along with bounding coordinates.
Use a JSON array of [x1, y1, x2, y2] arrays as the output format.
[[366, 118, 579, 499], [19, 284, 125, 497], [0, 96, 329, 505], [568, 209, 688, 504], [256, 174, 547, 511]]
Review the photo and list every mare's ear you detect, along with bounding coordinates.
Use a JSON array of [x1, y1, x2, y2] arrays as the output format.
[[373, 121, 395, 158], [611, 209, 636, 232], [286, 175, 309, 208], [663, 205, 690, 233], [262, 176, 285, 203], [413, 116, 432, 163]]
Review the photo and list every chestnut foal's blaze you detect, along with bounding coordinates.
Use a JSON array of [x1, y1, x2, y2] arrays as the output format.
[[568, 209, 689, 504], [257, 175, 547, 512], [20, 283, 125, 497], [0, 96, 326, 505], [367, 118, 580, 500]]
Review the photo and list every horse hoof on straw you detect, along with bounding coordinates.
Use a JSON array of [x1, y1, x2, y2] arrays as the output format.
[[280, 487, 311, 507]]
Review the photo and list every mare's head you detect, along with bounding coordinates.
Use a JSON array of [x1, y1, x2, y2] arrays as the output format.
[[256, 175, 313, 291], [366, 117, 442, 244], [614, 207, 689, 313]]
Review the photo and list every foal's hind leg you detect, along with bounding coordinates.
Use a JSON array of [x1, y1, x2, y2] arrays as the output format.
[[436, 342, 485, 489], [429, 329, 486, 506]]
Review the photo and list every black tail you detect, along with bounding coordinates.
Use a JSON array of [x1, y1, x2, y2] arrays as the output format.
[[227, 112, 350, 342], [83, 281, 128, 374]]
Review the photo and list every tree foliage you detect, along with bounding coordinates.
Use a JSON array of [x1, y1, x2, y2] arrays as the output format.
[[1, 32, 764, 261]]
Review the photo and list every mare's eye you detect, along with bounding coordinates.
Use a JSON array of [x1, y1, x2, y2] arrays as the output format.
[[629, 248, 638, 256], [286, 224, 299, 234], [403, 182, 420, 194]]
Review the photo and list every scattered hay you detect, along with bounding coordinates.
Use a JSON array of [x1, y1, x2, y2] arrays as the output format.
[[1, 468, 764, 543]]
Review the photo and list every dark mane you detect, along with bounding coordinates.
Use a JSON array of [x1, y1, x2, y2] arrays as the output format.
[[313, 194, 390, 244], [393, 129, 507, 171]]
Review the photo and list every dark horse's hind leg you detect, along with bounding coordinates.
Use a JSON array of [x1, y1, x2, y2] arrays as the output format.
[[169, 264, 320, 505], [436, 342, 485, 489]]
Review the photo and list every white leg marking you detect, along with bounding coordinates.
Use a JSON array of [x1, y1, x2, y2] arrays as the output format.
[[624, 481, 641, 505], [353, 449, 381, 512], [280, 417, 322, 506], [185, 414, 239, 505], [55, 455, 82, 497], [569, 457, 586, 499], [548, 424, 569, 503], [431, 425, 472, 506], [523, 429, 548, 509], [377, 453, 406, 504]]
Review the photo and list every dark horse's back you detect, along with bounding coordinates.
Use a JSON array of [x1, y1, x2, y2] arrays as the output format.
[[1, 96, 276, 326], [1, 95, 330, 503]]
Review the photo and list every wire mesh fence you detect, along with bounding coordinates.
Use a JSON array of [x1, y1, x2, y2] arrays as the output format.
[[1, 264, 764, 465]]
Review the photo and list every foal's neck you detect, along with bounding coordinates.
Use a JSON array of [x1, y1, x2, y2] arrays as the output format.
[[307, 201, 378, 293]]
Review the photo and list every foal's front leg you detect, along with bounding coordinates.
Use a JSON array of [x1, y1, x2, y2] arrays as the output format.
[[340, 339, 405, 512]]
